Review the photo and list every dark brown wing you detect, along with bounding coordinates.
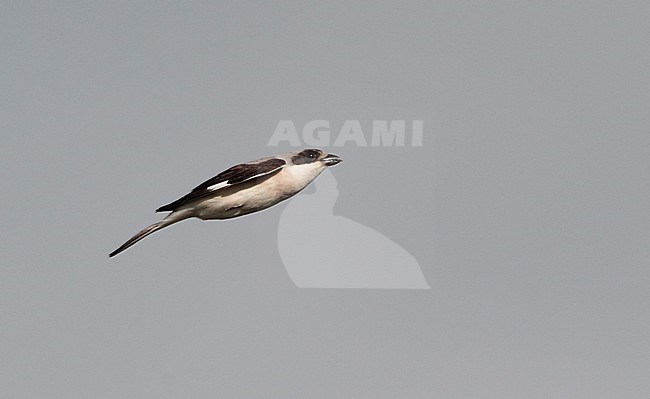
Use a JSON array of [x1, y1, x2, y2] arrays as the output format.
[[155, 158, 286, 212]]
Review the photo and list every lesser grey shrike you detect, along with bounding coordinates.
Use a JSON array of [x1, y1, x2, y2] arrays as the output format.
[[109, 148, 342, 257]]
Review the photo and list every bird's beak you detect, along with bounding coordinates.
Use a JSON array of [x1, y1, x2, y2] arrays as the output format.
[[321, 153, 342, 166]]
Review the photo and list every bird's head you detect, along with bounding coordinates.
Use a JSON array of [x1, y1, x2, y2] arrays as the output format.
[[290, 148, 342, 167], [283, 148, 342, 188]]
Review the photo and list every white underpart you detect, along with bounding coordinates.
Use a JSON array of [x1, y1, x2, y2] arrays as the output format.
[[287, 162, 327, 188]]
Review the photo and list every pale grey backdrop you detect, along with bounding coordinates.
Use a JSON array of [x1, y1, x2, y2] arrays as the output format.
[[2, 2, 648, 398]]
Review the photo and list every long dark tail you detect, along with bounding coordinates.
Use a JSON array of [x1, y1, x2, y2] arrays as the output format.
[[109, 210, 192, 257]]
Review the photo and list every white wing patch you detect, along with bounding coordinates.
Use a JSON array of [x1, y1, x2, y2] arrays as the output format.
[[207, 181, 230, 191]]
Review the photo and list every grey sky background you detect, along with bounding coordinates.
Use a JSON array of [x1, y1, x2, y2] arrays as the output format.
[[2, 2, 648, 398]]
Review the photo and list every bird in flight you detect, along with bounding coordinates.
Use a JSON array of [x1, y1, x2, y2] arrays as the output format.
[[109, 148, 342, 257]]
